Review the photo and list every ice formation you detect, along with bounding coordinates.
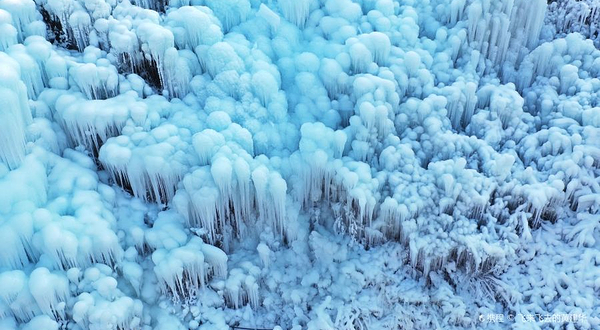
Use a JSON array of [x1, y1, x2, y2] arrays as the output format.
[[0, 0, 599, 329]]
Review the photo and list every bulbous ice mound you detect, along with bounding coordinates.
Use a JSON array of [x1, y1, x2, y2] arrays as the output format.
[[0, 0, 599, 329]]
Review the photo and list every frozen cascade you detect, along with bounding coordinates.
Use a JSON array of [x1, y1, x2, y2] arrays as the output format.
[[0, 0, 598, 328]]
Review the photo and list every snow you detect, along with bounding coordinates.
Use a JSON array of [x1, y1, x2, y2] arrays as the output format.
[[0, 0, 599, 329]]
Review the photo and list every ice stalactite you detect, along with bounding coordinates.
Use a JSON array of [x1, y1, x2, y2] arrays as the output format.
[[348, 74, 399, 164], [548, 0, 600, 47], [152, 237, 227, 302], [293, 123, 381, 244], [197, 41, 245, 79], [0, 54, 33, 169], [0, 0, 599, 327], [107, 21, 141, 73], [71, 266, 144, 330], [7, 45, 46, 100], [476, 83, 525, 130], [69, 60, 119, 100], [441, 80, 478, 130], [559, 64, 579, 95], [39, 2, 95, 51], [0, 270, 39, 323], [252, 166, 290, 239], [25, 36, 69, 89], [257, 3, 281, 34], [68, 10, 91, 51], [358, 32, 391, 66], [319, 58, 349, 98], [465, 0, 546, 74], [447, 0, 467, 26], [176, 167, 221, 244], [223, 263, 260, 309], [0, 213, 36, 270], [165, 6, 223, 50], [38, 0, 77, 48], [173, 118, 277, 247], [175, 151, 291, 247], [256, 243, 271, 269], [136, 21, 192, 98], [513, 180, 564, 229], [0, 0, 42, 42], [28, 268, 69, 321], [99, 121, 193, 203], [201, 243, 228, 278], [130, 0, 168, 13], [279, 0, 311, 28], [0, 10, 18, 51], [296, 122, 346, 206], [251, 70, 281, 107], [55, 92, 135, 151], [16, 152, 123, 271], [379, 197, 410, 240], [348, 41, 372, 74], [205, 0, 251, 32]]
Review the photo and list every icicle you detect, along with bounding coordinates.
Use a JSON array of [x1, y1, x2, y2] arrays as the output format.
[[201, 243, 228, 278], [0, 10, 18, 51], [68, 10, 91, 51], [268, 172, 287, 236], [244, 276, 259, 309], [152, 237, 207, 301], [108, 22, 140, 72], [0, 54, 32, 169], [349, 42, 372, 73], [161, 47, 191, 98], [166, 6, 223, 50], [361, 32, 391, 66], [256, 243, 271, 268], [278, 0, 310, 27], [69, 62, 119, 100], [73, 292, 143, 330], [0, 213, 35, 269], [183, 170, 220, 242], [28, 268, 69, 320], [233, 157, 251, 229], [319, 58, 347, 97], [559, 64, 579, 95], [7, 46, 44, 99], [251, 70, 279, 106], [252, 165, 269, 224], [0, 270, 39, 322], [130, 0, 168, 12], [56, 92, 134, 150], [211, 156, 233, 198], [462, 82, 478, 128], [200, 41, 245, 78], [136, 22, 190, 97], [0, 0, 40, 42], [449, 0, 466, 25], [205, 0, 251, 32], [257, 4, 280, 33], [100, 124, 189, 203]]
